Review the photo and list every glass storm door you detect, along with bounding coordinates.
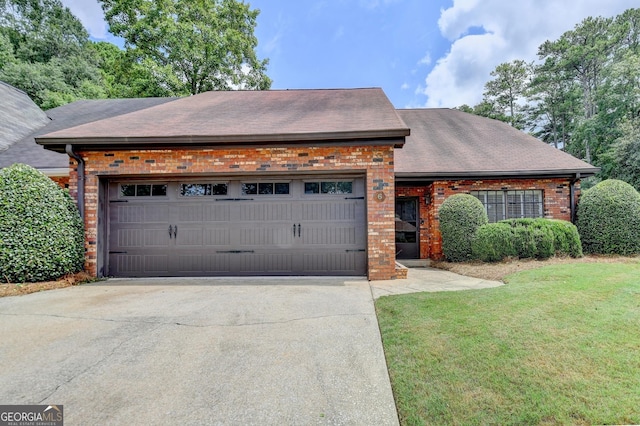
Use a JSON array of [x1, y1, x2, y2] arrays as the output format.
[[395, 198, 419, 259]]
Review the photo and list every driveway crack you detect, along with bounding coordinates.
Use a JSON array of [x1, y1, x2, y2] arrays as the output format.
[[1, 311, 374, 328], [36, 322, 164, 404]]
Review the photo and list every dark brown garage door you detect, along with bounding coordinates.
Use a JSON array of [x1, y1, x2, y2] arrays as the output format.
[[107, 178, 366, 277]]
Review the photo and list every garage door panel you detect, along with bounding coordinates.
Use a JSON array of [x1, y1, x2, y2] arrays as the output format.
[[144, 229, 171, 247], [301, 226, 357, 246], [203, 228, 231, 246], [238, 226, 293, 246], [112, 255, 142, 275], [175, 227, 205, 246], [239, 203, 293, 221], [117, 229, 144, 248], [235, 253, 293, 274], [301, 202, 359, 221], [302, 251, 365, 275], [144, 255, 170, 273], [177, 204, 204, 222], [203, 204, 230, 221]]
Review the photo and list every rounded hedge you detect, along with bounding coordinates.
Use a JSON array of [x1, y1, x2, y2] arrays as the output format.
[[576, 179, 640, 255], [439, 194, 488, 262], [0, 164, 84, 283], [473, 218, 583, 262], [472, 223, 516, 262]]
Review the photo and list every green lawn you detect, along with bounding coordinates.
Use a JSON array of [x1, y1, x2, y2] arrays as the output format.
[[376, 262, 640, 425]]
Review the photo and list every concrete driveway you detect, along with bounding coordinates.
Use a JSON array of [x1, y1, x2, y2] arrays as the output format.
[[0, 277, 398, 425]]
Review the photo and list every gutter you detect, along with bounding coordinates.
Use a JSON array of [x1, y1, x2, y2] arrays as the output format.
[[65, 144, 85, 221], [570, 173, 581, 223]]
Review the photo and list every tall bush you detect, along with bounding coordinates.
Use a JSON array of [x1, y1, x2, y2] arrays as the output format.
[[439, 194, 488, 262], [0, 164, 84, 283], [576, 179, 640, 255]]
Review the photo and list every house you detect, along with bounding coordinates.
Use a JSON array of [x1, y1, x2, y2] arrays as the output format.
[[394, 108, 598, 260], [4, 88, 599, 280], [0, 94, 178, 187]]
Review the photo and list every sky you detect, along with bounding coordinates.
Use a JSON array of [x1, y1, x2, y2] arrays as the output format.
[[61, 0, 639, 109]]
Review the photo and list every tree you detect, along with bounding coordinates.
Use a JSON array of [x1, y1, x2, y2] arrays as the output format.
[[90, 41, 181, 98], [538, 16, 616, 163], [482, 60, 531, 129], [609, 120, 640, 190], [99, 0, 271, 95], [527, 58, 581, 149], [0, 0, 107, 107]]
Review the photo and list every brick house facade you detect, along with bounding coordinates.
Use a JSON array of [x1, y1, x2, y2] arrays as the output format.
[[33, 89, 599, 280], [396, 178, 580, 260], [70, 145, 397, 280]]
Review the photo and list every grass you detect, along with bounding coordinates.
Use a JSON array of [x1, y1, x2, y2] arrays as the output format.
[[376, 261, 640, 425]]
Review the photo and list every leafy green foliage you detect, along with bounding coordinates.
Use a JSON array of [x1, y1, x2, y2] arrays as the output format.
[[99, 0, 271, 95], [576, 179, 640, 255], [0, 164, 84, 283], [471, 222, 516, 262], [438, 194, 488, 262], [473, 218, 583, 262], [482, 59, 531, 129], [0, 0, 107, 108]]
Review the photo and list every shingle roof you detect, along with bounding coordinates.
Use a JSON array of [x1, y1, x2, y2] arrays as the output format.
[[0, 82, 49, 152], [395, 108, 599, 179], [37, 88, 410, 152], [0, 97, 179, 172]]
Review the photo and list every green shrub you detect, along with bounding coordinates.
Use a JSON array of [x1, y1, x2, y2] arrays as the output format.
[[439, 194, 488, 262], [547, 220, 583, 258], [481, 218, 583, 262], [532, 226, 555, 260], [472, 223, 516, 262], [0, 164, 84, 283], [576, 179, 640, 255]]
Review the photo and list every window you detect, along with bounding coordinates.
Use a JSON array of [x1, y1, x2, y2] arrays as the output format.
[[471, 190, 543, 222], [121, 184, 167, 197], [241, 182, 290, 195], [180, 183, 228, 197], [304, 181, 353, 194]]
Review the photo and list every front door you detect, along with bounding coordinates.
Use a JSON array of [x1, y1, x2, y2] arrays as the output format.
[[395, 198, 419, 259]]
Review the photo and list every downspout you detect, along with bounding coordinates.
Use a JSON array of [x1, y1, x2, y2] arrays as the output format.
[[65, 144, 85, 221], [569, 173, 581, 223]]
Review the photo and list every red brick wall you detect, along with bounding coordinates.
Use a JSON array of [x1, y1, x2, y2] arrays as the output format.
[[49, 176, 69, 189], [68, 145, 397, 280], [397, 178, 579, 260]]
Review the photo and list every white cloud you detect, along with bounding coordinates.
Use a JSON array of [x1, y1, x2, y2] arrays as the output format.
[[401, 82, 410, 90], [60, 0, 108, 39], [422, 0, 640, 108], [418, 53, 431, 66]]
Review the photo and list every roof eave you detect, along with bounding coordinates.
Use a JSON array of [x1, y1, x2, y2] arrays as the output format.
[[395, 168, 600, 182], [36, 128, 410, 152]]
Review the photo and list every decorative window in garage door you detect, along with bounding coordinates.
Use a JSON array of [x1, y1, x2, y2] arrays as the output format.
[[120, 183, 167, 197], [304, 181, 353, 194], [180, 183, 228, 197], [241, 182, 290, 195]]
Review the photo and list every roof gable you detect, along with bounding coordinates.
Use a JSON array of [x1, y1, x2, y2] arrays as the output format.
[[395, 109, 599, 179], [0, 97, 179, 170], [37, 88, 410, 152]]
